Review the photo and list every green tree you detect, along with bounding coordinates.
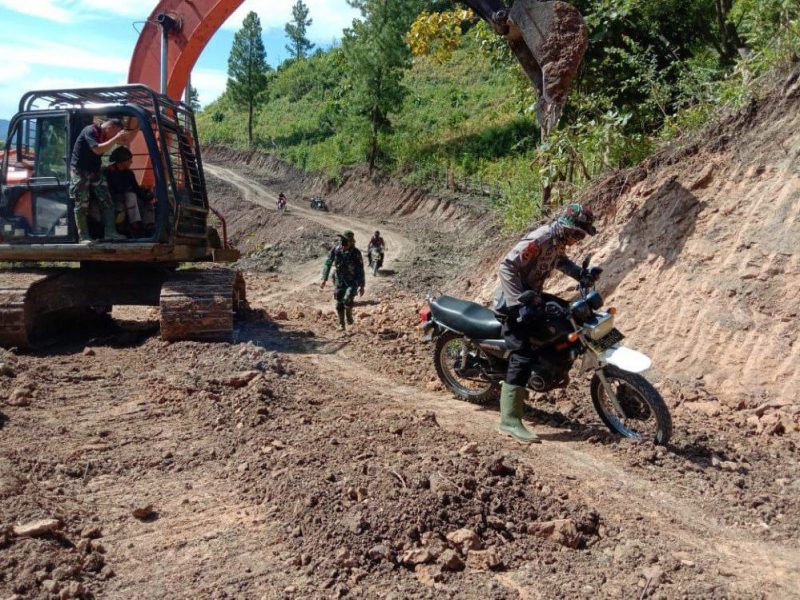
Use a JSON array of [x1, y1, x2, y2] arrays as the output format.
[[343, 0, 421, 173], [187, 84, 201, 112], [227, 11, 270, 146], [285, 0, 315, 61]]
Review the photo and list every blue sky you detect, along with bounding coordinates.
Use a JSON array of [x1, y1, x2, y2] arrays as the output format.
[[0, 0, 361, 120]]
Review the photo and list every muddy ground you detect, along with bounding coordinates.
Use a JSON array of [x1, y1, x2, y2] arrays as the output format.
[[2, 111, 800, 598]]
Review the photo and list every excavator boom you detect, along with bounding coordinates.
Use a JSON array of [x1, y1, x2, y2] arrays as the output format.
[[129, 0, 587, 136]]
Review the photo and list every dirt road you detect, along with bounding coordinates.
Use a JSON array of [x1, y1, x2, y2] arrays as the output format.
[[1, 159, 798, 599], [211, 162, 800, 598]]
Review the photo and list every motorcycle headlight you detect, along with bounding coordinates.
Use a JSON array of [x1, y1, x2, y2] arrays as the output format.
[[586, 291, 603, 310], [570, 299, 592, 321]]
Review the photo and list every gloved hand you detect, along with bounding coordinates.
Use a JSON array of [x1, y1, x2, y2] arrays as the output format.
[[580, 266, 603, 286], [517, 304, 540, 324]]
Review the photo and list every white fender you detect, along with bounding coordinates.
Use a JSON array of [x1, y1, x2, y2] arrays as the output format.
[[598, 344, 652, 373]]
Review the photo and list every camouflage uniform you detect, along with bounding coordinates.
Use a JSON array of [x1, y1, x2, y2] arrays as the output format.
[[494, 222, 582, 387], [69, 168, 113, 213], [322, 242, 365, 329]]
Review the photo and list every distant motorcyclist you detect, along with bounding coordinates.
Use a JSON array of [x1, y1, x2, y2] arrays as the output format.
[[367, 230, 386, 267], [277, 193, 287, 212], [493, 203, 601, 443], [321, 230, 365, 331]]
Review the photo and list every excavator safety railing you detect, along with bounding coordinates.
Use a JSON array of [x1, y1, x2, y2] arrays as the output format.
[[18, 85, 210, 243]]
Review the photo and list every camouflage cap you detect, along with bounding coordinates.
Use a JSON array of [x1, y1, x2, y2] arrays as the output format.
[[558, 203, 596, 237], [338, 230, 355, 241]]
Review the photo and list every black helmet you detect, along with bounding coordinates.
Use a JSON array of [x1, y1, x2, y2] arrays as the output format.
[[374, 230, 380, 236], [108, 146, 133, 165]]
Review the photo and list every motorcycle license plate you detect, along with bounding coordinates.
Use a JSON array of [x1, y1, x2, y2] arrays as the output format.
[[590, 328, 625, 352]]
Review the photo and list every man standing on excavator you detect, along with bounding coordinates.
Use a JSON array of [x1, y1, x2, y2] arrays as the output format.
[[70, 119, 137, 243], [494, 203, 600, 443], [321, 230, 365, 331]]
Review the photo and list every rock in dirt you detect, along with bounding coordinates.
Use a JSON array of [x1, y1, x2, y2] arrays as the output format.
[[439, 549, 465, 572], [223, 370, 261, 388], [368, 544, 394, 563], [82, 347, 96, 357], [400, 548, 434, 567], [458, 442, 479, 456], [446, 528, 482, 552], [465, 547, 504, 571], [485, 454, 515, 477], [0, 361, 15, 377], [132, 505, 156, 520], [12, 518, 61, 537], [526, 519, 582, 549], [5, 386, 32, 407]]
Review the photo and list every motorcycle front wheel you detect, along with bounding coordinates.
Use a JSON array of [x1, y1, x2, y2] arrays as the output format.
[[433, 331, 499, 405], [590, 365, 672, 445], [372, 261, 379, 276]]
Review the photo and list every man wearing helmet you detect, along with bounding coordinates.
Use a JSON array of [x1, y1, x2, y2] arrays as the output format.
[[493, 203, 601, 443], [321, 230, 366, 331], [367, 230, 386, 271]]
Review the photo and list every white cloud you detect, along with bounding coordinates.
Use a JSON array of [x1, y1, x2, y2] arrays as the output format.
[[0, 0, 359, 40], [0, 0, 73, 23], [0, 38, 128, 118], [190, 68, 228, 107], [0, 75, 124, 120], [0, 41, 128, 75]]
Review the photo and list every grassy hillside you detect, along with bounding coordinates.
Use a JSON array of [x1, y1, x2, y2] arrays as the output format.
[[198, 3, 800, 229]]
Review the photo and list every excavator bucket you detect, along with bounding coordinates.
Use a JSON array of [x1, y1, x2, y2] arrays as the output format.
[[505, 0, 588, 136]]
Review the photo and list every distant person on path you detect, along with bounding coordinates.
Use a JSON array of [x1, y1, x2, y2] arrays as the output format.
[[493, 203, 600, 443], [70, 118, 136, 243], [320, 230, 365, 331]]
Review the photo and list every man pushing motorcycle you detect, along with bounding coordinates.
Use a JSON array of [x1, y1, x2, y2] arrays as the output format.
[[494, 203, 601, 443]]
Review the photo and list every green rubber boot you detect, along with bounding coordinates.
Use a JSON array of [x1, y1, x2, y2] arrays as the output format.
[[498, 382, 540, 443], [102, 207, 125, 241], [74, 208, 94, 244], [345, 306, 354, 325], [336, 306, 346, 331]]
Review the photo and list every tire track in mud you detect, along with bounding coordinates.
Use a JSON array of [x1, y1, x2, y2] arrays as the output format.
[[214, 162, 800, 597]]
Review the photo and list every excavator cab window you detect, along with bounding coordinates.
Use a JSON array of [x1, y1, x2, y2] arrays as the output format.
[[0, 112, 71, 242]]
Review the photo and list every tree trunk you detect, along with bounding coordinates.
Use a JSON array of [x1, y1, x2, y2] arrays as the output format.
[[368, 105, 380, 174], [248, 101, 254, 147], [715, 0, 744, 65]]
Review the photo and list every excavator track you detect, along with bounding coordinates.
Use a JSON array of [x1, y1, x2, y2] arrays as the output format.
[[159, 267, 246, 343], [0, 271, 55, 349]]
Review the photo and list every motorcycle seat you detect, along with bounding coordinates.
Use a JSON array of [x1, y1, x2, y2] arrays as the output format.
[[430, 296, 502, 340]]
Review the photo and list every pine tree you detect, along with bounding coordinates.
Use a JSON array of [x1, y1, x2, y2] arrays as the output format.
[[343, 0, 421, 172], [188, 85, 201, 112], [227, 11, 270, 147], [285, 0, 315, 61]]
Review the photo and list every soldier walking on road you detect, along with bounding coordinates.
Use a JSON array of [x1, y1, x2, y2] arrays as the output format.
[[320, 230, 365, 331]]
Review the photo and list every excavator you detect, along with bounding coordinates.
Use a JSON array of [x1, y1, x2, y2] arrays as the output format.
[[0, 0, 587, 349]]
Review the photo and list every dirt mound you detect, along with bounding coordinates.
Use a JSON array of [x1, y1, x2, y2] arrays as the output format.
[[571, 69, 800, 432]]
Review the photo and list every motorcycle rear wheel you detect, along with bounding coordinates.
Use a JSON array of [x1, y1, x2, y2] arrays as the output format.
[[433, 331, 499, 405], [590, 365, 672, 445]]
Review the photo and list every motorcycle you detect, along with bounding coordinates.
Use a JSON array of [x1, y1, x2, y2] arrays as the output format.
[[419, 255, 672, 444], [276, 199, 287, 215], [368, 246, 384, 276], [309, 197, 328, 212]]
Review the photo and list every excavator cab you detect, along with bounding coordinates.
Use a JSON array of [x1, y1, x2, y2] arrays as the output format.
[[0, 85, 233, 261], [0, 85, 245, 349]]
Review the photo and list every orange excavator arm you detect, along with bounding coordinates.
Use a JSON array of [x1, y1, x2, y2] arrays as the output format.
[[128, 0, 243, 100]]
